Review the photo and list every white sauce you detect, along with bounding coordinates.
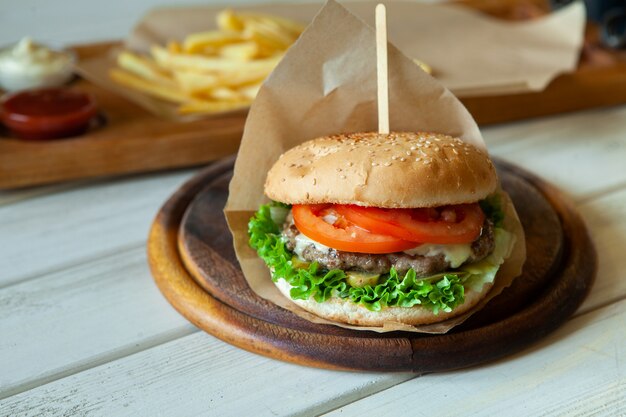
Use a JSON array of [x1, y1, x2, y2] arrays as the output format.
[[403, 243, 472, 268], [0, 38, 74, 91], [293, 233, 330, 258]]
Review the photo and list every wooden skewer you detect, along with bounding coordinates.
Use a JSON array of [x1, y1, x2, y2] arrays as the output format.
[[375, 3, 389, 135]]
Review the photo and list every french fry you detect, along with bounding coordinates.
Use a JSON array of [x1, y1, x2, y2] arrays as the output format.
[[109, 9, 305, 115], [167, 41, 183, 54], [183, 30, 242, 53], [243, 19, 295, 51], [117, 51, 175, 87], [217, 9, 244, 32], [178, 99, 250, 114], [239, 12, 305, 36], [217, 68, 268, 86], [238, 82, 262, 100], [173, 67, 267, 94], [109, 68, 189, 103], [208, 86, 247, 101], [173, 70, 220, 94], [152, 45, 282, 73], [219, 41, 259, 61], [413, 58, 433, 75]]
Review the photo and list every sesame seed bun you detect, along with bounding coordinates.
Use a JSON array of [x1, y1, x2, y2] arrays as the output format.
[[265, 132, 497, 208], [274, 278, 494, 326]]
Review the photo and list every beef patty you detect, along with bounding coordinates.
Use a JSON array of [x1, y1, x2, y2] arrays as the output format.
[[282, 218, 495, 276]]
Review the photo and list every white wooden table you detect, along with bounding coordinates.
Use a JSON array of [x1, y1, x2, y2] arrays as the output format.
[[1, 2, 626, 416]]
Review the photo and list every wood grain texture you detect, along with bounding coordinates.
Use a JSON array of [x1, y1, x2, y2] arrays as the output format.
[[323, 299, 626, 417], [0, 168, 194, 288], [0, 247, 195, 399], [148, 158, 596, 372], [485, 105, 626, 202], [577, 187, 626, 313], [0, 42, 245, 190], [0, 330, 414, 417]]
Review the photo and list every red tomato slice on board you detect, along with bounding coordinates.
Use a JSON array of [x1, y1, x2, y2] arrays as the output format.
[[334, 203, 485, 244], [291, 204, 417, 254]]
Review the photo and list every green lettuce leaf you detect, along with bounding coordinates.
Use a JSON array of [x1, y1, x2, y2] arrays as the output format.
[[248, 201, 511, 314]]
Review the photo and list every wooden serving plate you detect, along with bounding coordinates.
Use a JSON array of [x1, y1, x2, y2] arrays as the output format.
[[147, 157, 596, 372]]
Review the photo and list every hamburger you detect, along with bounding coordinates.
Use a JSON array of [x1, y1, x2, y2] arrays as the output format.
[[248, 131, 517, 326]]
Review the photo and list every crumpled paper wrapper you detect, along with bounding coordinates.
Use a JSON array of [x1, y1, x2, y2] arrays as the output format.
[[76, 0, 585, 120], [224, 0, 526, 334]]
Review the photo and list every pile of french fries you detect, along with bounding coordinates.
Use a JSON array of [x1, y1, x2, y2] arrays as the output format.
[[109, 9, 304, 115]]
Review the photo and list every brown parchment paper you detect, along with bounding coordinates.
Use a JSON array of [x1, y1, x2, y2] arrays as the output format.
[[224, 0, 526, 334], [76, 1, 585, 120]]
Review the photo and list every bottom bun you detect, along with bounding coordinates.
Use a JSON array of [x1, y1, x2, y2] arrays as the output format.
[[274, 278, 493, 326]]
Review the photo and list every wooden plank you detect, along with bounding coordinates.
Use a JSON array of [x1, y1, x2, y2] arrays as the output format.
[[2, 301, 622, 417], [0, 169, 195, 288], [577, 187, 626, 313], [0, 330, 414, 417], [323, 299, 626, 417], [0, 247, 196, 398], [484, 105, 626, 201], [0, 182, 84, 207]]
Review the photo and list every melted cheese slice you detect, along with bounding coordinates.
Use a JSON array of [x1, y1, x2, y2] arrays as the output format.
[[403, 243, 472, 268]]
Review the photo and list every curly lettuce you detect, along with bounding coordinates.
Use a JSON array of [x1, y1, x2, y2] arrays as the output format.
[[248, 198, 511, 314]]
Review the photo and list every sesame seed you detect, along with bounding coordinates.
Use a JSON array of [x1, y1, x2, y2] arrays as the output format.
[[400, 157, 406, 162], [452, 148, 458, 154], [434, 146, 440, 151], [415, 157, 421, 162], [336, 168, 342, 172], [340, 174, 346, 179], [347, 161, 353, 167], [410, 146, 417, 150], [372, 162, 379, 166], [406, 151, 411, 156], [384, 162, 391, 167], [313, 178, 317, 185], [391, 155, 398, 160], [424, 160, 431, 165]]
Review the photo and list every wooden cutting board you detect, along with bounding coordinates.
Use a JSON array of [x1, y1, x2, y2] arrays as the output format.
[[147, 157, 596, 372], [3, 0, 625, 190]]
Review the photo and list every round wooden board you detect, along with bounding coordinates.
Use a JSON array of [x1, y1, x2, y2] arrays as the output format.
[[148, 156, 596, 372]]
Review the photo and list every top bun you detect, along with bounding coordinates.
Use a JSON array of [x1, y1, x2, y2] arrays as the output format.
[[265, 132, 497, 208]]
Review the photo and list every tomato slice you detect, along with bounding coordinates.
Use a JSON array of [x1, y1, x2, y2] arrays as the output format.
[[292, 204, 417, 254], [334, 203, 485, 244]]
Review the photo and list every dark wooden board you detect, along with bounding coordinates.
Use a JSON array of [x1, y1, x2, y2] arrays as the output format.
[[147, 157, 596, 372]]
